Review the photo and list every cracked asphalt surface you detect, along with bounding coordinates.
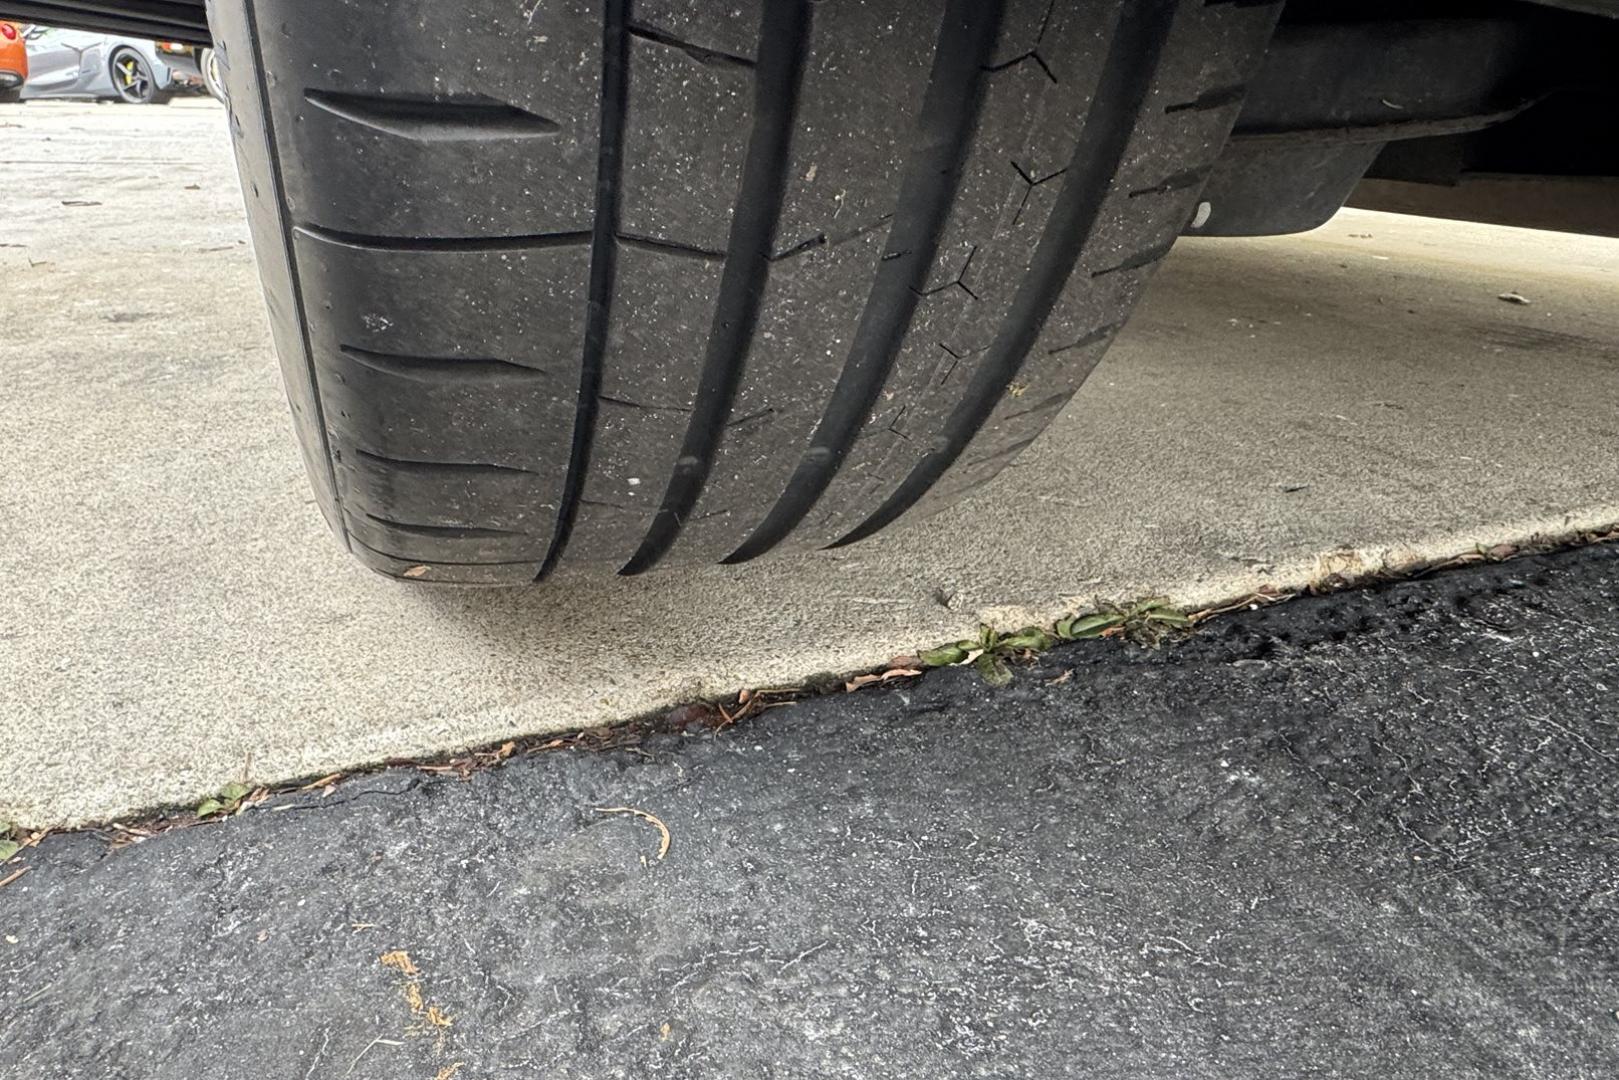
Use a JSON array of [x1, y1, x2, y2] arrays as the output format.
[[4, 544, 1619, 1078]]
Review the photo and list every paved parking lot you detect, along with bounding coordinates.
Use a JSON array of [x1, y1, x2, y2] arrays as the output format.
[[3, 99, 1618, 827]]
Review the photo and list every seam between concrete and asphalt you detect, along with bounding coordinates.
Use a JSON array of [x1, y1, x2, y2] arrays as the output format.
[[5, 529, 1614, 847]]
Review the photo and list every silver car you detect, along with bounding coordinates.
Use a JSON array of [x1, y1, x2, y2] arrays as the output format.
[[20, 25, 180, 103]]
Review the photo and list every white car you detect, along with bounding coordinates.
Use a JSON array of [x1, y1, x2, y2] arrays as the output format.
[[20, 25, 181, 103]]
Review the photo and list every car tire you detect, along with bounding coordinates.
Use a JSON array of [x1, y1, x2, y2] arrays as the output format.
[[201, 47, 226, 104], [109, 48, 171, 104], [210, 0, 1281, 584], [0, 89, 20, 106]]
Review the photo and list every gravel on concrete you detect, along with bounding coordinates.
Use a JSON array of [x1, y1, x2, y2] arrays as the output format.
[[4, 101, 1619, 827], [2, 544, 1618, 1078]]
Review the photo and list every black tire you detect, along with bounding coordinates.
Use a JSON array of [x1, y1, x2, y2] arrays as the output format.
[[200, 47, 226, 104], [109, 48, 170, 104], [212, 0, 1281, 584], [0, 90, 20, 105]]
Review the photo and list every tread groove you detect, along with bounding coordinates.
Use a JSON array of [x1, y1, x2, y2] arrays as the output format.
[[357, 513, 530, 540], [1047, 321, 1124, 355], [350, 447, 539, 477], [303, 89, 561, 141], [772, 214, 895, 261], [962, 435, 1036, 470], [833, 0, 1180, 550], [536, 0, 631, 580], [1128, 165, 1209, 198], [621, 0, 814, 576], [723, 0, 1007, 565], [1090, 239, 1176, 279], [336, 345, 546, 381], [348, 534, 539, 569], [770, 234, 825, 261], [626, 21, 757, 69], [1164, 82, 1245, 114], [599, 394, 692, 414], [998, 390, 1074, 424], [616, 233, 727, 261], [295, 223, 592, 253]]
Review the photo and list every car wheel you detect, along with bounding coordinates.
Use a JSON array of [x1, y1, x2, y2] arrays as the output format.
[[109, 48, 170, 104], [210, 0, 1283, 584], [0, 89, 20, 106], [201, 47, 227, 104]]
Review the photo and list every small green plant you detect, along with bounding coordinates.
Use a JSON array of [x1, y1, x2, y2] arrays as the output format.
[[196, 782, 253, 820], [0, 821, 19, 863], [920, 625, 1052, 687], [920, 598, 1196, 686], [1060, 597, 1193, 647]]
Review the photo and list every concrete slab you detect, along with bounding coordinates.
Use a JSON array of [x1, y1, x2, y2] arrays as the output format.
[[3, 101, 1618, 828]]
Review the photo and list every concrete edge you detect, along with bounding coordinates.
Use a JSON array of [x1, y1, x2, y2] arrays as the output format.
[[6, 510, 1616, 836]]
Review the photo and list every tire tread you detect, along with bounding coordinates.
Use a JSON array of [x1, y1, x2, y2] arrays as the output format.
[[216, 0, 1283, 582]]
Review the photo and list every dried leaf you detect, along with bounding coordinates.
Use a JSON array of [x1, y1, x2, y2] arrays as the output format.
[[844, 667, 923, 692]]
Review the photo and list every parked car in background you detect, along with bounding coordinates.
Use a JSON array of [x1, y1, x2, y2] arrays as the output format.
[[19, 25, 180, 103], [0, 21, 25, 102], [155, 39, 223, 102]]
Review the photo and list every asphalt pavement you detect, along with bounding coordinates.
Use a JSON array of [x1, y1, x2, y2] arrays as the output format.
[[3, 100, 1619, 827], [2, 542, 1617, 1078]]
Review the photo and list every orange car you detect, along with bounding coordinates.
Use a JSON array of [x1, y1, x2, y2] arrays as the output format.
[[0, 21, 25, 103]]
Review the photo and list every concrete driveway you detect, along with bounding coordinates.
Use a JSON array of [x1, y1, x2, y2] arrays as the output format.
[[3, 100, 1618, 827]]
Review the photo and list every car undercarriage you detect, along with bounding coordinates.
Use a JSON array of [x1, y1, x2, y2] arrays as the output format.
[[4, 0, 1613, 236]]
